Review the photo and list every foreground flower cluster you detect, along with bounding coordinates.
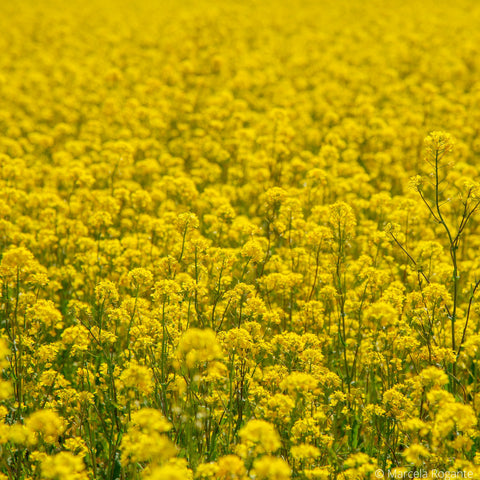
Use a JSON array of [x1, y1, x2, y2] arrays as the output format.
[[2, 0, 480, 478]]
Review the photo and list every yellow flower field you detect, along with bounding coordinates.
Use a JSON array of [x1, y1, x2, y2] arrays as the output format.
[[1, 0, 480, 478]]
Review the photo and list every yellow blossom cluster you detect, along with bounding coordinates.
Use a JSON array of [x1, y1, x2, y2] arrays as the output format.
[[1, 0, 480, 479]]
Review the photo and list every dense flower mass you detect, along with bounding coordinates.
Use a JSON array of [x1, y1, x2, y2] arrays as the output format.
[[1, 0, 480, 478]]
